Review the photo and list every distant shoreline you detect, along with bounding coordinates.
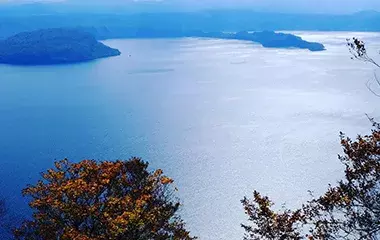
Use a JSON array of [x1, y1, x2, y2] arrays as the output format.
[[94, 30, 325, 52]]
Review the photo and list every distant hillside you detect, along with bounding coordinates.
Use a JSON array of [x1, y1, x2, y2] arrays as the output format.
[[0, 9, 380, 40], [0, 28, 121, 65], [148, 30, 325, 51], [226, 31, 325, 51]]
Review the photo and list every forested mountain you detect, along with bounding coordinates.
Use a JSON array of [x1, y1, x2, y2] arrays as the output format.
[[0, 28, 121, 65]]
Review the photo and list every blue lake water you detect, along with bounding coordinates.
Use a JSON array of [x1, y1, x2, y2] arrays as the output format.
[[1, 32, 380, 239]]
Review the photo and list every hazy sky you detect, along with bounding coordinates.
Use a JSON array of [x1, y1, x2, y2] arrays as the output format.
[[2, 0, 380, 13]]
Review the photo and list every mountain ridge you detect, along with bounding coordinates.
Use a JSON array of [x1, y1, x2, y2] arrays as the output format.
[[0, 10, 379, 41]]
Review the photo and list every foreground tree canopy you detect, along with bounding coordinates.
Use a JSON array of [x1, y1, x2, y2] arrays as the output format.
[[242, 120, 380, 239], [14, 157, 195, 240]]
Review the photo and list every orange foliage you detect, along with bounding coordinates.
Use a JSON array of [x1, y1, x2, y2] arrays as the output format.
[[14, 157, 195, 240], [242, 120, 380, 239]]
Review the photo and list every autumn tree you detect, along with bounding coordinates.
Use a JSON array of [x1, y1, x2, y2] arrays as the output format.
[[242, 120, 380, 239], [306, 118, 380, 239], [14, 157, 196, 240], [241, 191, 306, 240], [241, 38, 380, 240]]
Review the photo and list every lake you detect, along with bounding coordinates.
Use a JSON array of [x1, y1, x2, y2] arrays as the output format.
[[1, 32, 380, 239]]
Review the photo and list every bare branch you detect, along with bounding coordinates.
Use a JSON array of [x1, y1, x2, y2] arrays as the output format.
[[365, 75, 380, 97], [347, 38, 380, 98], [347, 38, 380, 68]]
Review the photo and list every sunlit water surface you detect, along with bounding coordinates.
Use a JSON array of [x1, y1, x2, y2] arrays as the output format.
[[1, 32, 380, 239]]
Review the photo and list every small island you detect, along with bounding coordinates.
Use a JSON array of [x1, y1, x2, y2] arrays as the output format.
[[231, 31, 325, 51], [0, 28, 121, 65], [182, 30, 325, 51]]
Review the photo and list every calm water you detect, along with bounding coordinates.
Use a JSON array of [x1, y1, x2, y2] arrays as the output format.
[[1, 32, 380, 239]]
